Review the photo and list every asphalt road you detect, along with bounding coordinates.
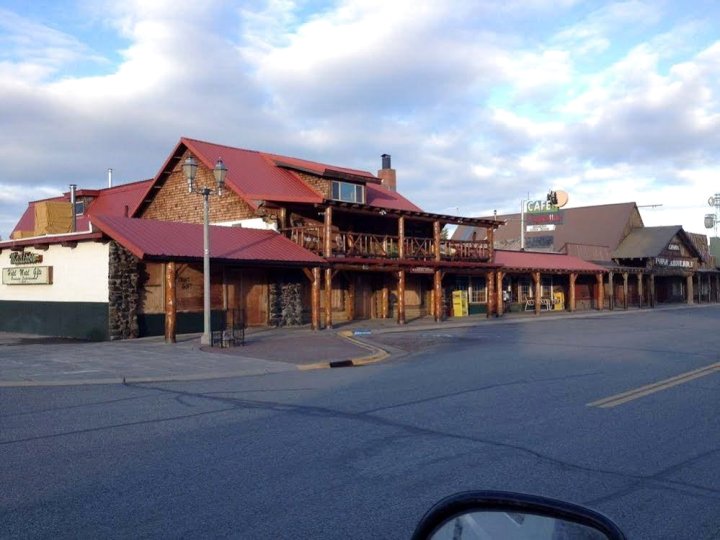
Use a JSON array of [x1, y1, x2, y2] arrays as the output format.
[[2, 307, 720, 539]]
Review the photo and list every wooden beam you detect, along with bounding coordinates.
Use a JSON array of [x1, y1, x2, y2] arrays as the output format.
[[324, 206, 333, 258], [433, 269, 442, 321], [397, 270, 406, 324], [382, 281, 389, 319], [164, 262, 177, 344], [398, 216, 405, 259], [596, 273, 604, 310], [347, 275, 356, 321], [650, 274, 656, 308], [623, 272, 629, 310], [325, 267, 333, 329], [433, 220, 441, 261], [495, 271, 504, 317], [569, 272, 577, 312], [312, 267, 321, 330]]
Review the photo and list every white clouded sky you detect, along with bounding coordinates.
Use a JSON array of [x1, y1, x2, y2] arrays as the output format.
[[1, 0, 719, 239]]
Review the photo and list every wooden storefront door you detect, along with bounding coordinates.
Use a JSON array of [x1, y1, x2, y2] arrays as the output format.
[[227, 268, 268, 326]]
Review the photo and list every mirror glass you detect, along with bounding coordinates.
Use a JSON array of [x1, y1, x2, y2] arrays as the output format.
[[430, 510, 609, 540]]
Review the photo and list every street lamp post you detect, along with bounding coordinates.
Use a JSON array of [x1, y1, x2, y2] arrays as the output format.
[[183, 155, 228, 345]]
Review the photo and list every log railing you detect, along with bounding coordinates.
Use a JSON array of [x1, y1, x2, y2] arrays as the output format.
[[281, 227, 490, 261]]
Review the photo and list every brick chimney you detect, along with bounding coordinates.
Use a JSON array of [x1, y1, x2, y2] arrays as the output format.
[[377, 154, 396, 191]]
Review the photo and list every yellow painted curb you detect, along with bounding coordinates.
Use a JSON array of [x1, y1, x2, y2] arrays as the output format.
[[296, 330, 389, 370]]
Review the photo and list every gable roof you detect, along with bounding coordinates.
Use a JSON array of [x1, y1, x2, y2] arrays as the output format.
[[137, 137, 424, 215], [495, 249, 606, 273], [613, 226, 702, 260], [453, 202, 642, 258], [91, 215, 325, 265]]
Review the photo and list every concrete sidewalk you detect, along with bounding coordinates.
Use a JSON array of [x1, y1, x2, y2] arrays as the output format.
[[0, 305, 705, 387]]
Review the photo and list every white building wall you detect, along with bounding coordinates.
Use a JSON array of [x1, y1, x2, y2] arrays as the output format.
[[0, 241, 109, 302]]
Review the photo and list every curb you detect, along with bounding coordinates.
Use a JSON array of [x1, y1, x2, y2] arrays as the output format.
[[297, 330, 390, 370]]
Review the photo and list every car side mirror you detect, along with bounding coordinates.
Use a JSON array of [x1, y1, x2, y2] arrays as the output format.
[[411, 491, 626, 540]]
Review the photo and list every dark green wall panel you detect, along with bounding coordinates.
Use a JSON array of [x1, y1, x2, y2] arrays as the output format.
[[0, 301, 109, 341]]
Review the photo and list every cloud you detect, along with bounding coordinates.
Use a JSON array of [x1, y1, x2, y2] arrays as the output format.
[[0, 0, 719, 240]]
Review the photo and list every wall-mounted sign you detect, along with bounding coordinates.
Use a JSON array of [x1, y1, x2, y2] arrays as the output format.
[[2, 266, 53, 285], [667, 243, 680, 252], [9, 252, 43, 265], [654, 257, 694, 269], [526, 224, 556, 232], [527, 212, 563, 225], [526, 200, 559, 214]]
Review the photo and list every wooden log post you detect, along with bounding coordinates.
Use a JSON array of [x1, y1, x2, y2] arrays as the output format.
[[325, 268, 333, 329], [608, 272, 614, 310], [398, 216, 405, 259], [637, 273, 644, 308], [496, 271, 504, 317], [623, 272, 629, 310], [382, 281, 390, 319], [347, 275, 356, 321], [596, 273, 604, 310], [569, 273, 577, 312], [686, 274, 694, 305], [433, 270, 443, 322], [397, 270, 406, 324], [650, 274, 656, 308], [164, 261, 177, 344], [533, 271, 541, 316], [486, 271, 496, 318], [487, 226, 494, 258], [312, 267, 321, 330]]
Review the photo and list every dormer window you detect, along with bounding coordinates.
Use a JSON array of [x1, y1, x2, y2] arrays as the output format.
[[74, 200, 85, 215], [331, 181, 365, 204]]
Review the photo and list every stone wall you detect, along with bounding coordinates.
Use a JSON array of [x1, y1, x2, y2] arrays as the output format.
[[108, 241, 140, 340]]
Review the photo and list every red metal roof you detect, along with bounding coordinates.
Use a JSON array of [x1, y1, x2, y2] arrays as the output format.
[[365, 183, 423, 212], [10, 180, 154, 237], [495, 249, 606, 273], [91, 215, 325, 265], [182, 138, 324, 205], [86, 179, 154, 218], [265, 152, 378, 182], [180, 137, 424, 212]]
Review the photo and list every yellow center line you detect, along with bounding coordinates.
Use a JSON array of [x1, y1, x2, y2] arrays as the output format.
[[588, 361, 720, 408]]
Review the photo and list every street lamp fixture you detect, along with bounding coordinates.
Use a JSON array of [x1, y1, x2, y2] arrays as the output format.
[[183, 154, 228, 345]]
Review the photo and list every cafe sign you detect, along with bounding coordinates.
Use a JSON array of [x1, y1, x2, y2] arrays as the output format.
[[10, 251, 43, 265], [2, 266, 53, 285], [525, 200, 559, 214]]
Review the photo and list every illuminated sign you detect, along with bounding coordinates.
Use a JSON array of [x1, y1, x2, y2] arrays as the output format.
[[525, 200, 559, 214]]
